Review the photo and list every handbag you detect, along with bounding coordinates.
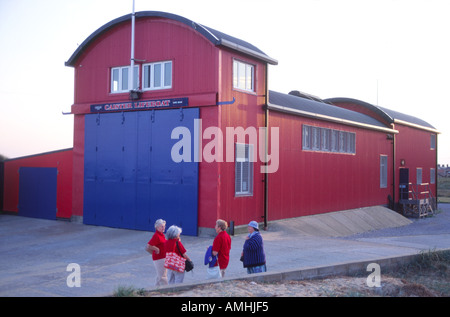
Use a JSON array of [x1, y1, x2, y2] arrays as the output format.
[[164, 240, 186, 273], [176, 240, 194, 272]]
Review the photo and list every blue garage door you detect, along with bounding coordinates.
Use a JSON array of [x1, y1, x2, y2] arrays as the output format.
[[84, 108, 199, 235], [18, 167, 57, 220]]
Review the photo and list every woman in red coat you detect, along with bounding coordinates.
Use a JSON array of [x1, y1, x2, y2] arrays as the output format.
[[212, 219, 231, 277]]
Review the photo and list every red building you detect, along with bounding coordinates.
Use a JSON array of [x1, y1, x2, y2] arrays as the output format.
[[1, 11, 439, 235], [2, 149, 73, 220]]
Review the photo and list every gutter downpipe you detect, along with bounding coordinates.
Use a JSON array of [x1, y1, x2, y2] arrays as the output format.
[[392, 126, 396, 211], [129, 0, 136, 93], [263, 64, 269, 230]]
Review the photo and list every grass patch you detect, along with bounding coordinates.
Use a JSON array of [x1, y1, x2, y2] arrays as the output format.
[[113, 285, 147, 297], [385, 249, 450, 296]]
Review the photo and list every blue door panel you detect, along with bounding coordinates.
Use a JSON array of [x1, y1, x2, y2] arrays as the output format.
[[19, 167, 57, 220], [84, 108, 199, 235]]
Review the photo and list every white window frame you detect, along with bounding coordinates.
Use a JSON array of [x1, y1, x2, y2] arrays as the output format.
[[235, 143, 254, 196], [233, 59, 255, 92], [430, 168, 436, 184], [302, 125, 355, 154], [417, 168, 423, 185], [380, 155, 388, 188], [142, 61, 172, 91], [302, 125, 311, 150], [430, 134, 436, 150], [111, 65, 139, 93]]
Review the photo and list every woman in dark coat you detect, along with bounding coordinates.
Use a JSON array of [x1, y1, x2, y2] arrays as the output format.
[[241, 221, 266, 274]]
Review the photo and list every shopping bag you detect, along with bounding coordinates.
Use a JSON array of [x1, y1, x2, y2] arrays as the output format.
[[164, 251, 186, 273]]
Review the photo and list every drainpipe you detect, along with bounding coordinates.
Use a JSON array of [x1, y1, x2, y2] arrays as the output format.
[[392, 131, 396, 211], [263, 64, 269, 230], [435, 134, 439, 210], [129, 0, 136, 92]]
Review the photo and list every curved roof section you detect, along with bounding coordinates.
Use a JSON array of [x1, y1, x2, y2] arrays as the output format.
[[268, 91, 397, 133], [65, 11, 278, 67], [325, 97, 438, 133]]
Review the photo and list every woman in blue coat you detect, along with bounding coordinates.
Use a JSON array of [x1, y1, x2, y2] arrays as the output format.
[[241, 221, 266, 274]]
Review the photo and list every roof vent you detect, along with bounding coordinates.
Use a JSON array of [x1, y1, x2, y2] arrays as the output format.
[[288, 90, 324, 103]]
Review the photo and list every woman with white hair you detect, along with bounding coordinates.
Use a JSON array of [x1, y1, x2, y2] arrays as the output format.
[[146, 219, 168, 286], [164, 225, 192, 284]]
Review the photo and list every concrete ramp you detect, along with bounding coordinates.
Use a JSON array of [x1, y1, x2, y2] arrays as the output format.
[[268, 206, 413, 237]]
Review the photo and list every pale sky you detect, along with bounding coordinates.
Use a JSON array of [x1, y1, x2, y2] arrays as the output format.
[[1, 0, 449, 165]]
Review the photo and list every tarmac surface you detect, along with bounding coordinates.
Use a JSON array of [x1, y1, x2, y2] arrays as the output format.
[[1, 204, 450, 297]]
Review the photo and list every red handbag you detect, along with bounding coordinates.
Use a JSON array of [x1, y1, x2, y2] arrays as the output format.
[[164, 241, 186, 272]]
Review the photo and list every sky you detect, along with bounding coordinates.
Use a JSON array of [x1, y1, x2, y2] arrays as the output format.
[[0, 0, 449, 165]]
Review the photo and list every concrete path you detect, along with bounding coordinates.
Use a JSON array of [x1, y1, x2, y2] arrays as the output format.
[[1, 204, 449, 297]]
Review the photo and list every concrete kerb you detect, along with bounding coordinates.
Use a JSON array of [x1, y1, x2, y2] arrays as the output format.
[[144, 248, 450, 295]]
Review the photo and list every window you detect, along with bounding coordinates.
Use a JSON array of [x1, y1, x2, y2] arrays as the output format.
[[431, 134, 436, 150], [380, 155, 388, 188], [312, 127, 320, 150], [235, 143, 253, 196], [331, 130, 339, 152], [321, 128, 331, 152], [302, 125, 311, 150], [302, 125, 355, 154], [417, 168, 423, 185], [233, 60, 254, 92], [430, 168, 436, 184], [111, 66, 139, 93], [142, 61, 172, 90]]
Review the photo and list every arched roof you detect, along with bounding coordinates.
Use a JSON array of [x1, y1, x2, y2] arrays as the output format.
[[268, 91, 398, 134], [325, 97, 438, 133], [65, 11, 278, 67]]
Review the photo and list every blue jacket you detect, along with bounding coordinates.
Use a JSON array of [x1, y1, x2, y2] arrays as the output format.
[[242, 232, 266, 268]]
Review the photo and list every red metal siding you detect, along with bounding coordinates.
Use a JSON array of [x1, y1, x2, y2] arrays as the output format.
[[395, 124, 437, 200], [3, 149, 73, 218], [72, 115, 85, 217], [72, 17, 219, 108], [267, 112, 393, 221], [216, 50, 267, 226]]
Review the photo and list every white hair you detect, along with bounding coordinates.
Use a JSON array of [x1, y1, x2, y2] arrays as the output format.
[[154, 219, 166, 229], [166, 225, 182, 239]]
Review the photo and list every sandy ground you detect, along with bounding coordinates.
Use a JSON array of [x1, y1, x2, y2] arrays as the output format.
[[143, 276, 439, 297]]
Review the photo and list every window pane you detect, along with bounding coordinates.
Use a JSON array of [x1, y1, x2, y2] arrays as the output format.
[[417, 168, 422, 184], [112, 69, 119, 92], [380, 155, 388, 188], [331, 130, 338, 152], [233, 61, 238, 88], [164, 62, 172, 87], [238, 62, 246, 89], [235, 143, 253, 195], [245, 64, 253, 90], [302, 125, 311, 150], [154, 64, 161, 87], [312, 127, 320, 150], [143, 65, 150, 88], [121, 67, 129, 91], [133, 66, 139, 90]]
